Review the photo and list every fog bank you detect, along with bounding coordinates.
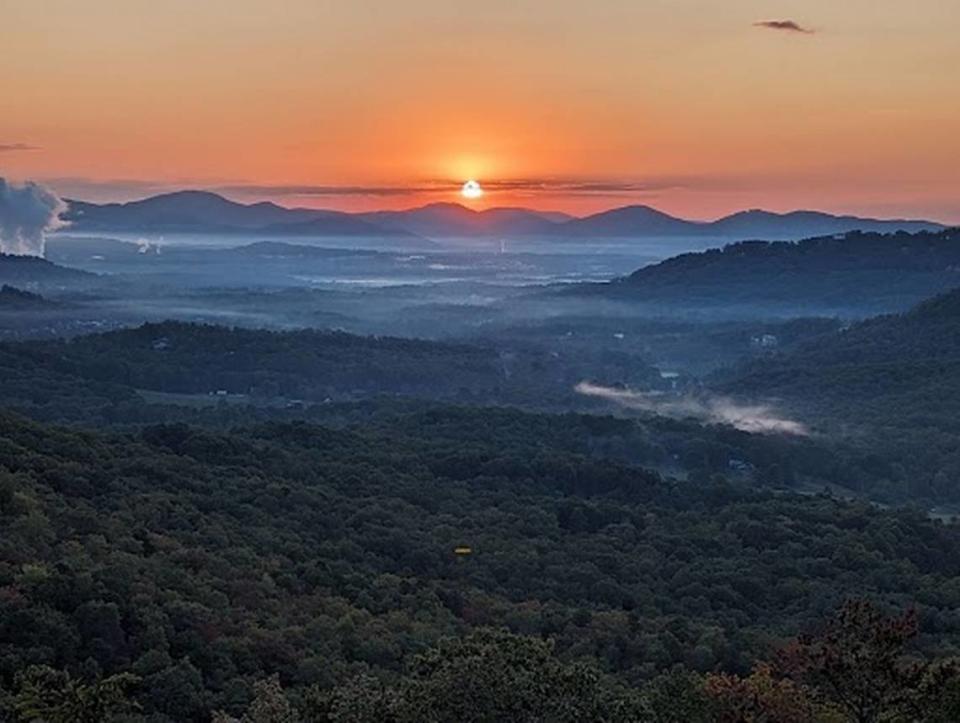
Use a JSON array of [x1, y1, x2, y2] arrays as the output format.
[[575, 381, 808, 436]]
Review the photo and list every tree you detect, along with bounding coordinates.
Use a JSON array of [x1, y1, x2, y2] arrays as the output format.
[[705, 663, 822, 723], [305, 629, 646, 723], [774, 600, 960, 723], [642, 667, 715, 723], [11, 665, 139, 723], [213, 675, 300, 723]]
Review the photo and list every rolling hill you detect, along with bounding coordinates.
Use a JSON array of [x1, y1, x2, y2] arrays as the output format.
[[717, 285, 960, 500], [585, 228, 960, 315], [0, 253, 95, 287]]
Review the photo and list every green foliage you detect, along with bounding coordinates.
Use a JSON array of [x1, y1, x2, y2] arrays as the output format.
[[1, 408, 960, 719], [214, 675, 300, 723], [613, 228, 960, 313], [706, 600, 960, 723], [720, 286, 960, 502], [775, 600, 960, 722], [305, 629, 646, 723], [9, 665, 138, 723], [0, 320, 657, 415], [641, 668, 715, 722]]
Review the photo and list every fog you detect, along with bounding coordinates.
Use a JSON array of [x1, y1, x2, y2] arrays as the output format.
[[574, 381, 808, 435]]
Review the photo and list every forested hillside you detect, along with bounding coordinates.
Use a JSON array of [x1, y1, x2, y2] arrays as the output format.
[[718, 287, 960, 501], [591, 229, 960, 315], [2, 410, 960, 720], [0, 254, 94, 289], [0, 323, 913, 502], [2, 321, 659, 410]]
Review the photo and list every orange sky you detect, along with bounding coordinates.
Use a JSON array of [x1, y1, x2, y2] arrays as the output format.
[[1, 1, 958, 221]]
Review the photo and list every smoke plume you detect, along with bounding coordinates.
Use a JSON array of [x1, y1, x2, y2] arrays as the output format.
[[0, 178, 67, 256], [575, 382, 808, 436]]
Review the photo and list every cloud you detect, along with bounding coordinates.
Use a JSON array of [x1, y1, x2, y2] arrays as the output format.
[[754, 19, 815, 34], [0, 178, 67, 256], [214, 177, 700, 200], [575, 382, 808, 436], [215, 183, 444, 198], [0, 143, 40, 153]]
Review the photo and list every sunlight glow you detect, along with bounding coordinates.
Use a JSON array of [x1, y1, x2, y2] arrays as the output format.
[[461, 180, 484, 200]]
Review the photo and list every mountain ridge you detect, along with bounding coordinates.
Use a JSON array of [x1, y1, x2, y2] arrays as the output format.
[[59, 190, 948, 241], [570, 228, 960, 315]]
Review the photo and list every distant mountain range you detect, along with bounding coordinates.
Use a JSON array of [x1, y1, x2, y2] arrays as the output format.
[[60, 190, 947, 242], [64, 191, 414, 238]]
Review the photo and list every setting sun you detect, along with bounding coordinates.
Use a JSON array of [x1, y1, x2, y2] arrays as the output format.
[[461, 180, 483, 200]]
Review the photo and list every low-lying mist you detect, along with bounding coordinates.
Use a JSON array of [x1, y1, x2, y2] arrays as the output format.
[[575, 381, 808, 435]]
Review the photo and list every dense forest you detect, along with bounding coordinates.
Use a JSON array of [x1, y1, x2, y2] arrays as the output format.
[[0, 287, 56, 311], [0, 254, 94, 288], [0, 321, 920, 505], [719, 287, 960, 502], [587, 229, 960, 315], [2, 409, 960, 720], [0, 321, 664, 411], [3, 230, 960, 720]]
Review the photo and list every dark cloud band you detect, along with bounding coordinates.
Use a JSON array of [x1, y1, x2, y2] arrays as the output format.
[[0, 143, 40, 153], [214, 178, 696, 199], [754, 20, 815, 34]]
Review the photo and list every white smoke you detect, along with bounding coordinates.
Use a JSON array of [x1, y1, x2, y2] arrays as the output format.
[[575, 381, 808, 436], [0, 178, 67, 256], [136, 238, 162, 255]]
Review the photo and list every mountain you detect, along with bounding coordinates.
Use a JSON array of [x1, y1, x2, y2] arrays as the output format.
[[586, 228, 960, 315], [537, 210, 575, 223], [63, 190, 414, 237], [0, 285, 57, 309], [559, 204, 703, 237], [710, 209, 942, 240], [59, 190, 948, 242], [359, 202, 563, 237], [0, 253, 94, 286], [716, 286, 960, 500], [65, 190, 314, 230], [723, 286, 960, 395], [560, 206, 944, 240]]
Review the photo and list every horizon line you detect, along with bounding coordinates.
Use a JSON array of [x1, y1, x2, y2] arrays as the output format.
[[60, 187, 952, 226]]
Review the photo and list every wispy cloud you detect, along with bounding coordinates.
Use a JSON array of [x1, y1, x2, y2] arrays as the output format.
[[575, 382, 808, 436], [215, 177, 699, 200], [215, 183, 446, 198], [0, 143, 40, 153], [471, 179, 689, 195], [754, 19, 815, 34]]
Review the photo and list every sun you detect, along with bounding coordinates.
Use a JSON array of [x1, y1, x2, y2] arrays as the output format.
[[461, 180, 483, 200]]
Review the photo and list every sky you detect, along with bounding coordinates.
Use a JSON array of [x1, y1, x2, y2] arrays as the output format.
[[1, 0, 958, 221]]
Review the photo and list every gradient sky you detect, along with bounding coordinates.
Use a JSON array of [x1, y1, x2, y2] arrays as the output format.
[[2, 0, 958, 220]]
